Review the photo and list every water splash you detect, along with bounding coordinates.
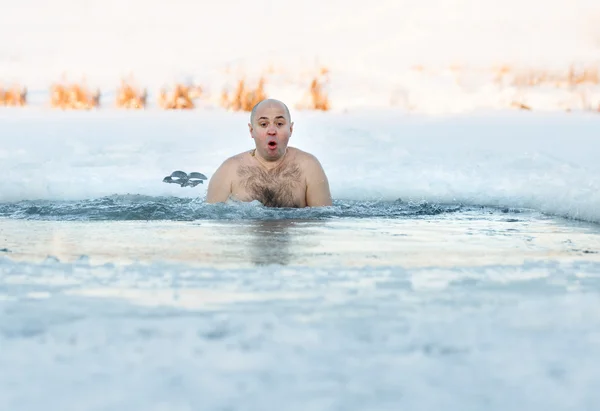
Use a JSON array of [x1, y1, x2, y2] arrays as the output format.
[[0, 195, 466, 221]]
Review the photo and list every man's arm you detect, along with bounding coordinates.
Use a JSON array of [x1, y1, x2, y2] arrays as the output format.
[[205, 160, 234, 204], [305, 156, 332, 207]]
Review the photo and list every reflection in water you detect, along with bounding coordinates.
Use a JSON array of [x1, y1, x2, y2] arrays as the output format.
[[247, 220, 295, 266]]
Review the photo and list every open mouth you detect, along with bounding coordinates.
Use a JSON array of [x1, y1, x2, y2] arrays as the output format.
[[267, 141, 277, 149]]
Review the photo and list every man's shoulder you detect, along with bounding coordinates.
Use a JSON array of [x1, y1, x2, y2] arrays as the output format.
[[289, 147, 320, 164], [288, 147, 321, 167], [219, 150, 252, 168]]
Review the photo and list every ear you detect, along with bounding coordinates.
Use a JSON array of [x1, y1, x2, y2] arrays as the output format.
[[289, 121, 294, 136], [248, 122, 253, 138]]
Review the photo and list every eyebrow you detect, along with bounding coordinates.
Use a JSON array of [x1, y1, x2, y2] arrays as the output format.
[[258, 116, 286, 121]]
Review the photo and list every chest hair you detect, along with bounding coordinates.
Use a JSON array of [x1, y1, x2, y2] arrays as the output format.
[[237, 163, 303, 208]]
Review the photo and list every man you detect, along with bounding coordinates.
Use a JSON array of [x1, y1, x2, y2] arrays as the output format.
[[206, 99, 332, 208]]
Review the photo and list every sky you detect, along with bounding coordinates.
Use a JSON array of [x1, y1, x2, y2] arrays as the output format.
[[1, 0, 599, 89]]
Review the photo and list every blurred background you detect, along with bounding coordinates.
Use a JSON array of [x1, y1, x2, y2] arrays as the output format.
[[1, 0, 600, 114]]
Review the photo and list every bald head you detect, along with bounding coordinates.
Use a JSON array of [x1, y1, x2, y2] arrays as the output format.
[[250, 99, 291, 125]]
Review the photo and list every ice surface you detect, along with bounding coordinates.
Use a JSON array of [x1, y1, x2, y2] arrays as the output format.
[[1, 109, 600, 410], [2, 254, 600, 411]]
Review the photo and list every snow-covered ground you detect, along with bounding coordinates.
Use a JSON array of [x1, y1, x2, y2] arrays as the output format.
[[2, 0, 600, 113]]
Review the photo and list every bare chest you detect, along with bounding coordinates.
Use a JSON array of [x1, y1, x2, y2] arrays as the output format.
[[233, 163, 306, 208]]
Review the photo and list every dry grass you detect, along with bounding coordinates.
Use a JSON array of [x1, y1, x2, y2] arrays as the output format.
[[510, 101, 532, 111], [5, 63, 598, 114], [188, 85, 203, 100], [309, 77, 330, 111], [296, 67, 330, 111], [494, 64, 600, 88], [116, 79, 147, 109], [565, 66, 600, 86], [50, 82, 100, 110], [221, 77, 267, 112], [0, 85, 27, 107], [158, 84, 201, 110]]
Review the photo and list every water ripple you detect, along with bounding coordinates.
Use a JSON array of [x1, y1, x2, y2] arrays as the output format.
[[0, 195, 466, 221]]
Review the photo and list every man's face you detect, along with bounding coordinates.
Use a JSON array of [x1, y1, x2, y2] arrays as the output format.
[[248, 102, 293, 161]]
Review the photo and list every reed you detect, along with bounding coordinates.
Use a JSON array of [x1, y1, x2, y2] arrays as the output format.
[[309, 77, 330, 111], [221, 77, 267, 112], [296, 67, 330, 111], [158, 84, 200, 110], [50, 81, 100, 110], [501, 65, 600, 88], [0, 84, 27, 107], [510, 101, 532, 111], [116, 79, 147, 109]]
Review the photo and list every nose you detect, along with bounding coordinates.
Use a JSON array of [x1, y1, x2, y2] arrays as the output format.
[[267, 124, 277, 134]]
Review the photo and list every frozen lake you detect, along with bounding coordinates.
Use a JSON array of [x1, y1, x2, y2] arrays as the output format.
[[1, 109, 600, 410]]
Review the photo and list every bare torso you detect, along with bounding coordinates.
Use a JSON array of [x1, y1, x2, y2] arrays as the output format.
[[230, 147, 308, 207], [206, 146, 332, 208]]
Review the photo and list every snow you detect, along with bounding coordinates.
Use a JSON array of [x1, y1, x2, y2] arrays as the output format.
[[2, 0, 600, 112]]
